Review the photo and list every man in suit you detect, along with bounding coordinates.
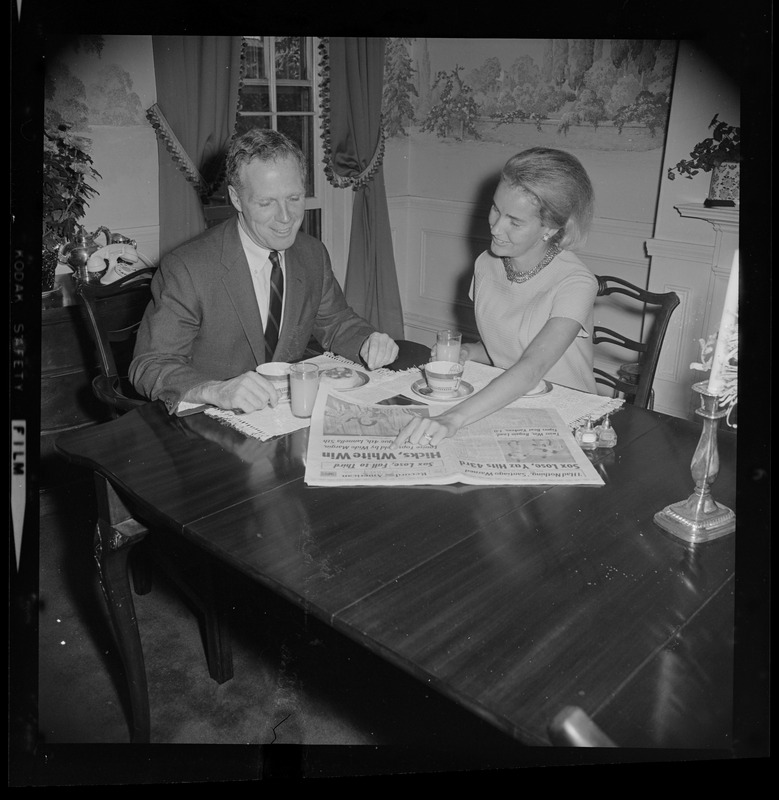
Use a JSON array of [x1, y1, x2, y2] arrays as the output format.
[[130, 129, 399, 414]]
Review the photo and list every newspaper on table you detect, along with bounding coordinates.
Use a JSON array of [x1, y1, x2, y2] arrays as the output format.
[[205, 352, 623, 449], [304, 385, 605, 487]]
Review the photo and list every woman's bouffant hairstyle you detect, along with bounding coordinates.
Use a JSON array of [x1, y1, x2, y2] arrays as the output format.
[[225, 129, 308, 191], [500, 147, 594, 250]]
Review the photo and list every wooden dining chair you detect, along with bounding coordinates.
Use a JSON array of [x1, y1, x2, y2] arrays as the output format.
[[593, 275, 680, 410], [76, 267, 234, 684], [76, 267, 156, 419], [386, 339, 431, 370]]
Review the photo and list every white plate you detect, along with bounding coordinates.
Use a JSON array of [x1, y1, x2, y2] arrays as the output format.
[[411, 378, 474, 402], [319, 369, 370, 391]]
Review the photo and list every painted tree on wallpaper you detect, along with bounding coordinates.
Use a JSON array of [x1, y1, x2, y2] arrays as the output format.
[[44, 36, 105, 130], [383, 37, 417, 137], [419, 65, 481, 140], [45, 36, 144, 130], [383, 38, 676, 151]]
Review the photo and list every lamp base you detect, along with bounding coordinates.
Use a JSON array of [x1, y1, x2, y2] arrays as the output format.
[[654, 494, 736, 544]]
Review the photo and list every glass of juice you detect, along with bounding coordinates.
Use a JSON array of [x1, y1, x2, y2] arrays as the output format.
[[436, 329, 462, 363], [289, 363, 320, 418]]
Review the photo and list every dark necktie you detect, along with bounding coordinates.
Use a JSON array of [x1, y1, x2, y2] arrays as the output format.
[[264, 250, 284, 360]]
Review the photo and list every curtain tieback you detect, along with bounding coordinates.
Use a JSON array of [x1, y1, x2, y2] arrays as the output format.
[[318, 39, 386, 192], [323, 124, 387, 191], [146, 102, 211, 199]]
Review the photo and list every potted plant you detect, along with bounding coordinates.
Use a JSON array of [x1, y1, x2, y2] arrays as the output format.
[[667, 114, 740, 204], [42, 122, 101, 292]]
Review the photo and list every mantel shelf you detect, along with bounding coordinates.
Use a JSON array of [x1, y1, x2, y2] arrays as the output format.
[[675, 203, 739, 232]]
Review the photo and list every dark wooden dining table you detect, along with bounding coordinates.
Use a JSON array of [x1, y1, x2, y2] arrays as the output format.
[[55, 396, 738, 754]]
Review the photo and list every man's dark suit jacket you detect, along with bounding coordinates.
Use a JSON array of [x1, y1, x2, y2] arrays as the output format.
[[130, 217, 375, 413]]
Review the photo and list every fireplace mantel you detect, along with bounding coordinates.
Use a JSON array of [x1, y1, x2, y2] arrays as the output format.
[[675, 203, 738, 232], [642, 204, 739, 419]]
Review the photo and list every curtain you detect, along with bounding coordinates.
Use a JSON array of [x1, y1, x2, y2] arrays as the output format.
[[320, 38, 405, 340], [148, 36, 242, 257]]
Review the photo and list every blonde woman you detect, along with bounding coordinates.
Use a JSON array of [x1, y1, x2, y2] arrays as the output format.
[[393, 147, 596, 448]]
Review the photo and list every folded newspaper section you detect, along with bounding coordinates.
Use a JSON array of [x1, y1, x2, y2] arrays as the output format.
[[205, 353, 623, 446], [305, 387, 605, 487]]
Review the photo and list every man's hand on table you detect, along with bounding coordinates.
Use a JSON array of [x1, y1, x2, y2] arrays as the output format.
[[189, 372, 279, 414], [360, 332, 399, 370]]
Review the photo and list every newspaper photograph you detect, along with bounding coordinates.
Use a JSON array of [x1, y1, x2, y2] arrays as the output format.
[[305, 387, 605, 487]]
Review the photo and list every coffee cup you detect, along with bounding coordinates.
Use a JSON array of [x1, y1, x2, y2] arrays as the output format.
[[423, 360, 464, 397], [256, 361, 291, 402]]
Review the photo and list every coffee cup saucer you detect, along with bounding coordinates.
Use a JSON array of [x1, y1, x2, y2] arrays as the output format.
[[411, 378, 474, 402], [519, 379, 553, 397], [319, 369, 370, 390]]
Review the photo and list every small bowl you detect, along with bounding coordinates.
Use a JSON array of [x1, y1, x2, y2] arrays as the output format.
[[256, 361, 291, 402], [423, 360, 464, 396]]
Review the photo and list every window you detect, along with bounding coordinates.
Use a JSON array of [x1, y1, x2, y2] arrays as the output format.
[[204, 36, 322, 238]]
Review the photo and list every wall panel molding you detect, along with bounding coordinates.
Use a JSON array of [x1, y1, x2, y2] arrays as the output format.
[[656, 282, 692, 383], [589, 217, 654, 240]]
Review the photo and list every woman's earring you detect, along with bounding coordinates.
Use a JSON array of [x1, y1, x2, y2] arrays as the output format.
[[542, 233, 550, 242]]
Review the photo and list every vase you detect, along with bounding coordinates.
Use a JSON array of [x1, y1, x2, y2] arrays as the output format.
[[41, 285, 63, 310], [708, 161, 740, 204], [42, 248, 60, 293]]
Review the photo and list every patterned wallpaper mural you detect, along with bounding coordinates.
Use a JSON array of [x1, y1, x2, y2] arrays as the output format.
[[383, 38, 677, 151], [44, 36, 145, 131], [42, 35, 158, 245], [381, 38, 679, 223]]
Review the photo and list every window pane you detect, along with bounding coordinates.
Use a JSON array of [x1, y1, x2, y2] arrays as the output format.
[[243, 37, 266, 79], [277, 115, 314, 195], [302, 208, 321, 240], [275, 37, 307, 80], [239, 84, 270, 113], [234, 115, 271, 137], [234, 37, 317, 200], [276, 85, 311, 113]]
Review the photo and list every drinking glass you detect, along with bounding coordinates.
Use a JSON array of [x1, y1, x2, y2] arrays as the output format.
[[289, 363, 320, 418], [436, 330, 462, 363]]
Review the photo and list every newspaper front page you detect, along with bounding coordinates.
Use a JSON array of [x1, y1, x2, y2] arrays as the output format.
[[305, 387, 605, 487]]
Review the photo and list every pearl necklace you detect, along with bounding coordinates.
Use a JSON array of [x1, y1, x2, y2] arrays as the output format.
[[501, 244, 560, 284]]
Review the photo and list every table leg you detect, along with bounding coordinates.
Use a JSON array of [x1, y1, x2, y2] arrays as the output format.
[[93, 473, 151, 743], [150, 541, 235, 684], [198, 561, 234, 684]]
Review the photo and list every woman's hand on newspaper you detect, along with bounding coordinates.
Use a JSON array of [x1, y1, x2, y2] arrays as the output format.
[[391, 413, 458, 448]]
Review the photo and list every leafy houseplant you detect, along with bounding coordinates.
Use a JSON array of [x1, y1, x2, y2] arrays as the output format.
[[42, 123, 101, 291], [667, 114, 741, 181]]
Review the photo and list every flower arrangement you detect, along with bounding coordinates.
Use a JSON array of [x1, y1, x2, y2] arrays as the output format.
[[667, 114, 740, 180], [691, 326, 738, 427], [42, 123, 101, 290]]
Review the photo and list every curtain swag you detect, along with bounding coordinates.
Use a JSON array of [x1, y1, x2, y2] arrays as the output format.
[[147, 102, 214, 200], [146, 98, 243, 202], [147, 39, 246, 204], [318, 38, 387, 191]]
